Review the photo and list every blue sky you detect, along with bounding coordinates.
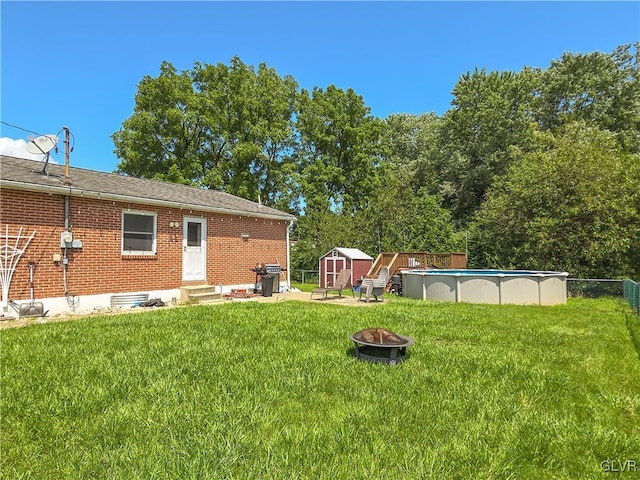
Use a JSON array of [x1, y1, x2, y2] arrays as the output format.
[[2, 1, 638, 173]]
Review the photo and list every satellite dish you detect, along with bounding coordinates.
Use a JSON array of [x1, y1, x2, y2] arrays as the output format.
[[26, 134, 58, 155], [26, 134, 58, 175]]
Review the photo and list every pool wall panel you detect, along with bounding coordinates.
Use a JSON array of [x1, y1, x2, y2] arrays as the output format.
[[500, 276, 540, 305], [539, 277, 567, 305], [424, 276, 457, 302], [460, 277, 500, 304]]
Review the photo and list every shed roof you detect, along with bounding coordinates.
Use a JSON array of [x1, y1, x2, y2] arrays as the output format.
[[325, 247, 373, 260], [0, 155, 295, 221]]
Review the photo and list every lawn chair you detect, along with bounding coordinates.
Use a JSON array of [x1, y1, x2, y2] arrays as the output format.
[[311, 269, 353, 300], [359, 266, 390, 302]]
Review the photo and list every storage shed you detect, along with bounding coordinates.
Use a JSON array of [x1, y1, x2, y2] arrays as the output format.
[[318, 247, 373, 288]]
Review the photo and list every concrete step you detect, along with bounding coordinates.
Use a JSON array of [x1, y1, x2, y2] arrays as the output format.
[[180, 285, 221, 303], [188, 292, 222, 303]]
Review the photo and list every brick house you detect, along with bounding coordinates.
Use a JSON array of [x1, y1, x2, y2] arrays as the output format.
[[0, 155, 295, 316]]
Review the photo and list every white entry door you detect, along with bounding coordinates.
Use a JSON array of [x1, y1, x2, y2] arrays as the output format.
[[182, 217, 207, 281]]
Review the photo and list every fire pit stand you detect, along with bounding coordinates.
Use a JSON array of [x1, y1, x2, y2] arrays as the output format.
[[350, 328, 414, 366]]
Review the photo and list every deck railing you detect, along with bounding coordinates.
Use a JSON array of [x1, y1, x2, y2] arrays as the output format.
[[366, 252, 467, 279]]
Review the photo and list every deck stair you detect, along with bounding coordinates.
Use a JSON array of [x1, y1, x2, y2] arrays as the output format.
[[180, 285, 222, 304]]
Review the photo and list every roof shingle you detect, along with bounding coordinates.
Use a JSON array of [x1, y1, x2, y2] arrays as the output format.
[[0, 156, 295, 221]]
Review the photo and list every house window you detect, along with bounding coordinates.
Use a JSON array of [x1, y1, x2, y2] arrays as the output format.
[[122, 211, 156, 255], [187, 221, 201, 247]]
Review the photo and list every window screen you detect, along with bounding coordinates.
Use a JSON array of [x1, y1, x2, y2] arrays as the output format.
[[123, 212, 156, 253]]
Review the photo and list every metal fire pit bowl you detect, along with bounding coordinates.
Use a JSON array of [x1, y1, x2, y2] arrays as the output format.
[[350, 328, 414, 366]]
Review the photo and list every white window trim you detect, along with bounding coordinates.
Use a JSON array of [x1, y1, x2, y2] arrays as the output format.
[[122, 210, 157, 255]]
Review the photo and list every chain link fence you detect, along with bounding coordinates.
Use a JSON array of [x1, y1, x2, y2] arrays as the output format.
[[567, 278, 624, 298], [623, 279, 639, 315], [291, 270, 319, 285], [568, 278, 639, 316]]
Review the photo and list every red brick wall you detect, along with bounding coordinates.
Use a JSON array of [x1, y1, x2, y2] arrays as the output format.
[[1, 188, 289, 301]]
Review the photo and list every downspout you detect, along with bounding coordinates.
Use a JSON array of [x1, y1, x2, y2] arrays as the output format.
[[64, 195, 70, 231], [286, 219, 294, 290], [62, 126, 71, 298], [63, 194, 70, 295], [62, 188, 79, 311]]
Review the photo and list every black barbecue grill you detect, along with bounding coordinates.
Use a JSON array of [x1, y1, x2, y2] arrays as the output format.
[[252, 263, 284, 296]]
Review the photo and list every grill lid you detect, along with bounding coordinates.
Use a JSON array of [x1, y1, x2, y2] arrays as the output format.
[[252, 263, 283, 274]]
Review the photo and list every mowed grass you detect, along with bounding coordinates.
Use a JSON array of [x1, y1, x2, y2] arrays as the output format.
[[2, 298, 639, 479]]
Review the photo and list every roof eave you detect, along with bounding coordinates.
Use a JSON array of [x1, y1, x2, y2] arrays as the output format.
[[1, 180, 296, 222]]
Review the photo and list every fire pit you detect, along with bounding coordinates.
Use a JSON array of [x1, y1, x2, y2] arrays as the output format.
[[350, 328, 414, 366]]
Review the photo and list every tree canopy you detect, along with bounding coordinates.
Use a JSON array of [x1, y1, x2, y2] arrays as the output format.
[[469, 123, 639, 278], [113, 43, 640, 279], [113, 57, 299, 206]]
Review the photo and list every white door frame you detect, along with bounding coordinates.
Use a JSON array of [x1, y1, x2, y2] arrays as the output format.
[[324, 256, 346, 287], [182, 216, 207, 281]]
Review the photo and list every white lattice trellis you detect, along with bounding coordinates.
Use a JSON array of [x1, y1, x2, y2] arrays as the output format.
[[0, 225, 36, 311]]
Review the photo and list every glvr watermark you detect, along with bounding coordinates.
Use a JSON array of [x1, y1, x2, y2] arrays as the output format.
[[600, 459, 637, 473]]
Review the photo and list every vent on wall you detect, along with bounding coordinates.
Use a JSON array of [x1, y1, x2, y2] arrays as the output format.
[[110, 293, 149, 307]]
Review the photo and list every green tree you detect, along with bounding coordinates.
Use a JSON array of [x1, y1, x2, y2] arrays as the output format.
[[113, 61, 207, 185], [439, 67, 541, 225], [382, 113, 443, 194], [290, 210, 358, 272], [113, 57, 298, 207], [352, 157, 461, 256], [193, 58, 299, 204], [537, 43, 640, 153], [295, 85, 383, 214], [469, 123, 640, 278]]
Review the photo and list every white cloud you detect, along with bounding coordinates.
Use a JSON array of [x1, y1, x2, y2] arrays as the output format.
[[0, 137, 59, 162]]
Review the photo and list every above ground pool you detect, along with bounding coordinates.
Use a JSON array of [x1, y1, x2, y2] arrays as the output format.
[[401, 269, 568, 306]]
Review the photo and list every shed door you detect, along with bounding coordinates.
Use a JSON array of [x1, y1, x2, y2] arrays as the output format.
[[182, 217, 207, 281], [324, 256, 346, 287]]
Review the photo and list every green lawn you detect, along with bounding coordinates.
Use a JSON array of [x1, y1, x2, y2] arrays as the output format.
[[2, 297, 639, 479], [291, 281, 317, 293]]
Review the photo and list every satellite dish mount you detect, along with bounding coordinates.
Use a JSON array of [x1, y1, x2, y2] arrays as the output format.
[[26, 134, 58, 174]]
